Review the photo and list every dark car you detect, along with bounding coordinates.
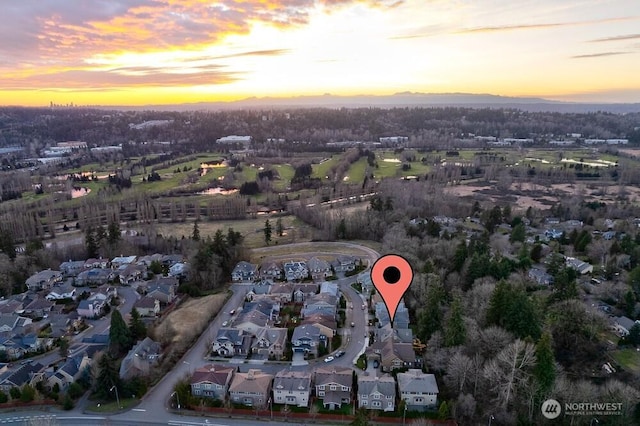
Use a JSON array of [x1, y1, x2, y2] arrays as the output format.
[[335, 351, 345, 358]]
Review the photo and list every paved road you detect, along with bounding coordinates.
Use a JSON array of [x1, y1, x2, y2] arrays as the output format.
[[1, 242, 380, 425]]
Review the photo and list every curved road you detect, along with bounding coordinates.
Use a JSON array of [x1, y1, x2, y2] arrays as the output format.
[[0, 242, 380, 426]]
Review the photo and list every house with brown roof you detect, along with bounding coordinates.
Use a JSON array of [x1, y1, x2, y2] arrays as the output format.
[[251, 327, 287, 360], [293, 283, 318, 303], [260, 261, 282, 281], [190, 364, 235, 400], [25, 270, 62, 291], [301, 313, 336, 340], [366, 338, 418, 372], [307, 257, 332, 281], [229, 369, 273, 408], [268, 283, 293, 303], [314, 366, 352, 410]]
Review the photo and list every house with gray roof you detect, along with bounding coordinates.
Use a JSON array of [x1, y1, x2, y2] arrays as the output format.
[[292, 324, 325, 357], [366, 338, 418, 373], [46, 284, 77, 301], [59, 260, 86, 277], [528, 268, 554, 285], [268, 283, 293, 303], [293, 283, 318, 303], [47, 351, 90, 391], [320, 281, 339, 298], [397, 369, 439, 411], [358, 373, 396, 412], [314, 366, 352, 410], [144, 277, 177, 304], [375, 300, 409, 329], [0, 362, 45, 392], [212, 328, 251, 357], [283, 261, 308, 282], [75, 268, 113, 286], [301, 293, 337, 319], [25, 270, 62, 291], [307, 257, 332, 280], [332, 255, 358, 273], [614, 316, 638, 336], [119, 337, 162, 380], [272, 370, 312, 407], [232, 261, 258, 282], [111, 255, 137, 269], [190, 364, 235, 400], [260, 261, 282, 280]]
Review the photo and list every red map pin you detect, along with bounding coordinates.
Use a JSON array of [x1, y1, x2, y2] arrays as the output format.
[[370, 254, 413, 325]]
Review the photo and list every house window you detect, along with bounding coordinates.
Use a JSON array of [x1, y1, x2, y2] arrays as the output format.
[[318, 391, 325, 397], [330, 385, 337, 391], [318, 385, 325, 391], [373, 394, 380, 399], [341, 386, 348, 391], [372, 401, 381, 407], [362, 400, 368, 406]]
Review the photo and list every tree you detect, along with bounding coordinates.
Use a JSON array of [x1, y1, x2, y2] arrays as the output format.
[[628, 324, 640, 346], [417, 281, 445, 341], [107, 220, 121, 246], [264, 219, 272, 245], [0, 390, 7, 403], [63, 394, 74, 410], [510, 223, 526, 243], [438, 400, 451, 420], [67, 382, 84, 399], [549, 268, 578, 303], [276, 218, 284, 237], [109, 309, 131, 357], [530, 244, 543, 263], [0, 228, 16, 260], [192, 220, 200, 241], [444, 296, 466, 347], [20, 384, 35, 402], [484, 339, 536, 409], [85, 226, 98, 259], [129, 308, 147, 341], [93, 352, 120, 400], [533, 332, 555, 397], [59, 337, 69, 358], [149, 260, 164, 275], [350, 407, 369, 426]]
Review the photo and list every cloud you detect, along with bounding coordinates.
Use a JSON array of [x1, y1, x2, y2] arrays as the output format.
[[571, 51, 631, 59], [588, 33, 640, 43]]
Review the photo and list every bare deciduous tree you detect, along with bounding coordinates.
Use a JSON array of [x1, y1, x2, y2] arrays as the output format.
[[483, 339, 536, 409]]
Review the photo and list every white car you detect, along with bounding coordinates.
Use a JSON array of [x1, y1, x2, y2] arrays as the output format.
[[222, 321, 228, 327], [324, 356, 334, 363]]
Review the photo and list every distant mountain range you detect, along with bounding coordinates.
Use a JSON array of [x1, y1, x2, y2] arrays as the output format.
[[106, 92, 640, 113]]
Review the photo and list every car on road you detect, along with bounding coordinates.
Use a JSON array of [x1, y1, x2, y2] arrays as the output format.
[[351, 322, 355, 327], [362, 304, 366, 310], [222, 321, 228, 327], [335, 351, 345, 358], [324, 356, 334, 363], [229, 309, 236, 315]]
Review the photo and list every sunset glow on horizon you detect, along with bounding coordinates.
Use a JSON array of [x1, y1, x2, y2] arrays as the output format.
[[2, 0, 640, 106]]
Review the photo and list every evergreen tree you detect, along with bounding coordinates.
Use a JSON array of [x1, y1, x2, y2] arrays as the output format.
[[534, 332, 556, 397], [95, 225, 106, 246], [192, 220, 200, 241], [85, 226, 98, 259], [129, 308, 147, 341], [107, 220, 121, 246], [94, 353, 120, 400], [530, 244, 543, 263], [444, 296, 466, 347], [509, 222, 526, 243], [109, 309, 132, 357], [487, 280, 511, 327], [59, 337, 69, 358], [549, 268, 578, 303], [276, 217, 284, 237], [452, 240, 468, 272], [418, 282, 445, 340], [264, 219, 272, 245], [0, 228, 16, 260]]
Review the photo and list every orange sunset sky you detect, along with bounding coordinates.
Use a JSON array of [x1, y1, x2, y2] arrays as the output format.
[[2, 0, 640, 106]]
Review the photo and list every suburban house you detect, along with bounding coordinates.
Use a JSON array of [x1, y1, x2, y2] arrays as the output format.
[[301, 314, 337, 340], [0, 314, 31, 333], [315, 366, 352, 410], [111, 255, 138, 269], [293, 284, 318, 303], [46, 352, 90, 391], [283, 261, 308, 281], [366, 338, 418, 372], [332, 255, 358, 273], [301, 293, 337, 319], [260, 261, 282, 281], [212, 328, 251, 357], [272, 370, 312, 407], [75, 268, 113, 286], [44, 314, 72, 338], [232, 261, 258, 282], [307, 257, 332, 280], [357, 272, 374, 294], [358, 373, 396, 412], [119, 337, 162, 379], [25, 270, 63, 291], [168, 262, 189, 278], [268, 284, 293, 303], [246, 284, 272, 302], [613, 316, 638, 336], [190, 364, 235, 400], [59, 260, 86, 277], [162, 254, 184, 267], [76, 292, 112, 319], [375, 300, 410, 330], [144, 277, 178, 304], [234, 311, 271, 336], [133, 296, 161, 317], [136, 253, 164, 267], [565, 257, 594, 275], [292, 324, 325, 357], [528, 268, 554, 285], [0, 362, 45, 392], [117, 264, 146, 285], [228, 369, 273, 408], [251, 327, 287, 360], [397, 369, 439, 411], [319, 282, 339, 298], [46, 285, 77, 301], [84, 257, 109, 269], [0, 299, 23, 315], [23, 297, 54, 318]]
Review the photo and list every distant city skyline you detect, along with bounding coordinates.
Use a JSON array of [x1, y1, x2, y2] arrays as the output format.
[[1, 0, 639, 106]]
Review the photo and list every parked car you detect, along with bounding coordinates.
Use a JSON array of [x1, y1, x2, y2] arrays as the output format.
[[222, 321, 228, 327], [351, 322, 355, 327], [229, 309, 236, 315], [324, 356, 334, 363], [335, 351, 345, 358]]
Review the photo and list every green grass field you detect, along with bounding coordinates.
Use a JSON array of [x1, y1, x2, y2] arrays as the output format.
[[345, 158, 368, 182], [312, 156, 340, 179], [611, 349, 640, 373]]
